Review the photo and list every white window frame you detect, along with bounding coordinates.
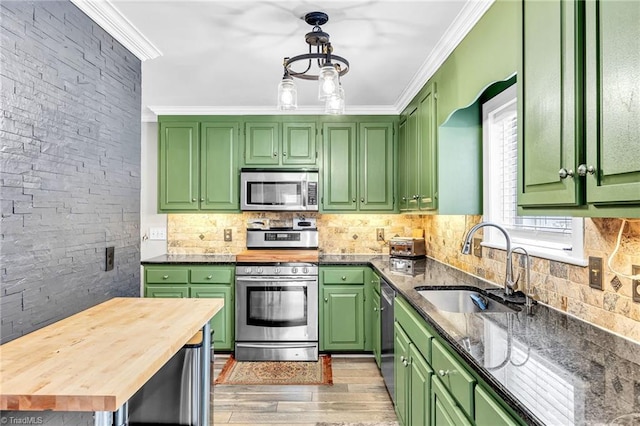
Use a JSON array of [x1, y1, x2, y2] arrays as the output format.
[[482, 84, 586, 266]]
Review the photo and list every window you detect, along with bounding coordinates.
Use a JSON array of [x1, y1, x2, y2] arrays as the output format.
[[482, 84, 586, 266]]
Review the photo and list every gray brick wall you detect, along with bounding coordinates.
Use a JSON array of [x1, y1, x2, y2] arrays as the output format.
[[1, 0, 141, 423]]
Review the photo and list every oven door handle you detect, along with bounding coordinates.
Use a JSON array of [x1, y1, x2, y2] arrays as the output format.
[[235, 342, 318, 349], [236, 276, 318, 283]]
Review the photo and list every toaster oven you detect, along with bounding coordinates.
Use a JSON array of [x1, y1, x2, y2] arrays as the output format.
[[389, 237, 426, 258]]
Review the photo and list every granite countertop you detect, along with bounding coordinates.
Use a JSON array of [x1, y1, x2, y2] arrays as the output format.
[[141, 253, 640, 425], [141, 254, 236, 264]]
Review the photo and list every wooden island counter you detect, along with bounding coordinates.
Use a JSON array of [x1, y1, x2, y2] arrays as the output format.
[[0, 297, 224, 425]]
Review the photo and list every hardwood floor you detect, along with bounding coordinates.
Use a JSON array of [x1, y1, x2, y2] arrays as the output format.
[[212, 355, 399, 425]]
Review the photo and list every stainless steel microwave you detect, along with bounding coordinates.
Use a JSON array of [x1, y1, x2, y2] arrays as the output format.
[[240, 169, 319, 211]]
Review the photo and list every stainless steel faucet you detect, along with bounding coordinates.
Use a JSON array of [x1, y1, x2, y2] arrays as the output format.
[[461, 222, 517, 296], [510, 246, 534, 308]]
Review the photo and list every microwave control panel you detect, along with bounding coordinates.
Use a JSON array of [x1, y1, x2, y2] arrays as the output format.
[[307, 182, 318, 206]]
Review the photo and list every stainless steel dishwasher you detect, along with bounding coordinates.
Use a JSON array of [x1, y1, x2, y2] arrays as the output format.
[[380, 278, 395, 402]]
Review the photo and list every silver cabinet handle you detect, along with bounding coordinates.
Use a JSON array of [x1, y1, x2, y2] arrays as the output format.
[[438, 369, 450, 376], [558, 168, 574, 179], [577, 164, 596, 176]]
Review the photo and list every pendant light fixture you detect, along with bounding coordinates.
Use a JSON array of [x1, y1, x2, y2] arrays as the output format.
[[277, 11, 349, 113]]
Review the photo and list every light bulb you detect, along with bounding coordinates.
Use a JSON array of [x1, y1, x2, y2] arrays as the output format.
[[277, 76, 297, 110], [318, 65, 339, 100]]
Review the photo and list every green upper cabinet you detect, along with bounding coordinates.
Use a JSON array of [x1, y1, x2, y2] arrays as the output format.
[[158, 122, 199, 211], [158, 118, 240, 213], [584, 0, 640, 206], [243, 119, 318, 167], [201, 122, 240, 211], [519, 0, 640, 216], [321, 118, 395, 213], [358, 122, 394, 211], [322, 122, 358, 211], [519, 0, 582, 208]]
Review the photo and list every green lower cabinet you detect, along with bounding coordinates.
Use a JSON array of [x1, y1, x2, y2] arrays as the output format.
[[431, 339, 476, 419], [475, 385, 520, 426], [144, 286, 189, 298], [432, 376, 473, 426], [394, 321, 411, 426], [143, 265, 234, 351], [409, 344, 433, 426], [321, 287, 365, 351], [372, 289, 381, 368], [191, 285, 234, 351]]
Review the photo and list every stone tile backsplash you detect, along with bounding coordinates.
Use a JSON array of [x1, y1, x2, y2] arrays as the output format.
[[168, 213, 640, 343]]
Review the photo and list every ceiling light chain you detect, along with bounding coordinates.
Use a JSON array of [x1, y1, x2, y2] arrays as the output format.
[[277, 11, 349, 114]]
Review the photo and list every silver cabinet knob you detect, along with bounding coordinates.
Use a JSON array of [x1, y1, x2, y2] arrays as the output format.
[[341, 276, 346, 281], [558, 168, 574, 179], [373, 307, 378, 311], [324, 298, 328, 302], [403, 359, 409, 367], [402, 196, 407, 201], [162, 275, 169, 279], [360, 197, 365, 202], [283, 152, 287, 157], [352, 198, 356, 202], [200, 198, 204, 202], [438, 369, 450, 376], [380, 307, 384, 311], [273, 152, 278, 157], [577, 164, 596, 176], [192, 198, 197, 202], [206, 275, 212, 279]]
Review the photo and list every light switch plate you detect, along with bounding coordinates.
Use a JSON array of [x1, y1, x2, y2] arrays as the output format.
[[376, 228, 384, 241], [632, 265, 640, 303], [149, 227, 167, 240], [589, 257, 603, 290], [224, 228, 233, 242], [472, 238, 482, 258]]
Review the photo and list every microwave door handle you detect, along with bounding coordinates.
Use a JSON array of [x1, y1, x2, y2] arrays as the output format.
[[302, 180, 307, 207]]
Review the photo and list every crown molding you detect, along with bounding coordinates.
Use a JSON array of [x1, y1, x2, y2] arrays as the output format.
[[394, 0, 495, 113], [69, 0, 162, 61], [145, 105, 398, 121]]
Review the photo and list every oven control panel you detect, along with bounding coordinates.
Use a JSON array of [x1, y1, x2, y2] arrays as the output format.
[[236, 264, 318, 276]]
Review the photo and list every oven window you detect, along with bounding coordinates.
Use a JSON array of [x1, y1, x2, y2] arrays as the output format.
[[247, 181, 302, 206], [246, 286, 307, 327]]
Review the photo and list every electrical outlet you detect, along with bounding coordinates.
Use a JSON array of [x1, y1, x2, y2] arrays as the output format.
[[589, 256, 603, 290], [105, 247, 114, 271], [224, 228, 232, 242], [633, 265, 640, 303], [149, 227, 167, 240], [472, 237, 482, 258], [376, 228, 384, 241]]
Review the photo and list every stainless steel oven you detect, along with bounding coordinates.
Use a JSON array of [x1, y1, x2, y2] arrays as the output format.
[[235, 263, 318, 361]]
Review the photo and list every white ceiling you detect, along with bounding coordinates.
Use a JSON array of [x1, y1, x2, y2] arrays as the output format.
[[99, 0, 493, 119]]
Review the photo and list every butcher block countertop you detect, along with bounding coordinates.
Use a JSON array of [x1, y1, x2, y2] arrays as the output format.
[[0, 297, 223, 412], [236, 249, 319, 263]]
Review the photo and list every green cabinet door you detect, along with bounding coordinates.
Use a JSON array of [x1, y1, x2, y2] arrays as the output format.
[[519, 0, 582, 207], [244, 122, 280, 165], [397, 117, 410, 212], [406, 107, 420, 211], [417, 83, 437, 211], [321, 286, 364, 351], [282, 121, 317, 166], [394, 321, 411, 426], [144, 286, 189, 298], [584, 0, 640, 204], [372, 289, 381, 368], [158, 122, 199, 211], [475, 385, 520, 426], [409, 344, 433, 426], [322, 123, 357, 211], [358, 122, 394, 211], [200, 122, 239, 211], [432, 376, 473, 426], [191, 286, 233, 351]]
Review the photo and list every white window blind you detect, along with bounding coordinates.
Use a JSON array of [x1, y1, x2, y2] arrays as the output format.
[[482, 85, 585, 265]]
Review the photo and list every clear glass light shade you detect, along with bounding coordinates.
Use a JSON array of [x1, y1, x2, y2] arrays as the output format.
[[325, 84, 345, 115], [318, 65, 339, 100], [277, 77, 298, 110]]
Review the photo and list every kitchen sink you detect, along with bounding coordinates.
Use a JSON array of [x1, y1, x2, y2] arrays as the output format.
[[415, 286, 518, 313]]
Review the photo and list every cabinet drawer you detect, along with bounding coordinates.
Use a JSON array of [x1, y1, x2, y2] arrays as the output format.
[[474, 385, 519, 426], [146, 268, 189, 284], [190, 267, 233, 284], [322, 268, 365, 285], [432, 339, 476, 418], [395, 297, 434, 362]]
